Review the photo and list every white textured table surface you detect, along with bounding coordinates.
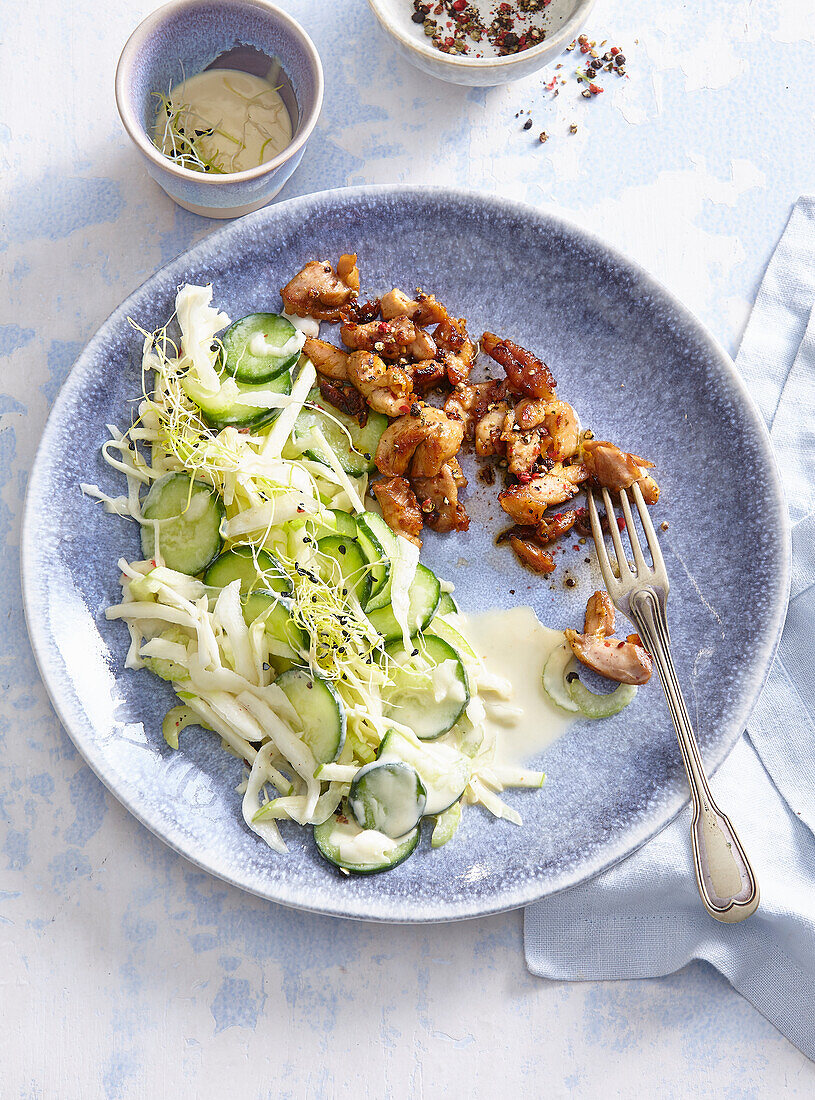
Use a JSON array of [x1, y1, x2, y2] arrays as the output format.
[[3, 0, 815, 1095]]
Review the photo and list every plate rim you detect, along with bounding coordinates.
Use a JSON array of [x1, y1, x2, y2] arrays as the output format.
[[21, 184, 791, 922]]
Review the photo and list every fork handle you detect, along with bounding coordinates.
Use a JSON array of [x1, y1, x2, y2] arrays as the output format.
[[629, 588, 759, 923]]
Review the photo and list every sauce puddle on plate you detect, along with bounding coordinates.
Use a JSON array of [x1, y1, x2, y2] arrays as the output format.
[[461, 606, 574, 767]]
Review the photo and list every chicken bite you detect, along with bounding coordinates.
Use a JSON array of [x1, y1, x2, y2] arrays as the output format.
[[582, 440, 660, 503], [340, 317, 436, 361], [303, 338, 348, 380], [482, 332, 556, 399], [375, 404, 464, 478], [565, 589, 653, 685], [346, 351, 413, 418], [372, 476, 423, 547], [281, 256, 359, 321], [412, 458, 469, 533], [498, 463, 588, 525]]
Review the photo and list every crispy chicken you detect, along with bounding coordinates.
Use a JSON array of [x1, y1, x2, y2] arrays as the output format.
[[482, 332, 556, 399], [303, 338, 348, 380], [346, 352, 413, 418], [372, 477, 423, 547], [498, 463, 588, 525], [412, 457, 469, 533], [340, 317, 436, 361], [281, 256, 359, 321], [565, 590, 653, 685], [582, 439, 660, 504]]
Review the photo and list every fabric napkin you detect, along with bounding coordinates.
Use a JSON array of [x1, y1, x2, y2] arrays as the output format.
[[524, 196, 815, 1060]]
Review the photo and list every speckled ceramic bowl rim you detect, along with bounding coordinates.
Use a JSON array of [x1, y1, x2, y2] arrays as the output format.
[[366, 0, 598, 72], [22, 186, 790, 923], [115, 0, 324, 186]]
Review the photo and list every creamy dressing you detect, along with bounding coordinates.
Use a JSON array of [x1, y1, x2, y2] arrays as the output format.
[[460, 606, 575, 767], [154, 68, 293, 174], [327, 819, 399, 864], [248, 330, 303, 359]]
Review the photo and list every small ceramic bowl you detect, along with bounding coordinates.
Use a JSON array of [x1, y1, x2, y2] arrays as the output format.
[[116, 0, 323, 218], [366, 0, 596, 86]]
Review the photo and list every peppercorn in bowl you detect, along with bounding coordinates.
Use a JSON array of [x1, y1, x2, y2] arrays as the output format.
[[367, 0, 597, 86]]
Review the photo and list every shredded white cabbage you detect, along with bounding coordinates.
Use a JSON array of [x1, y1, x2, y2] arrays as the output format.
[[86, 281, 540, 865]]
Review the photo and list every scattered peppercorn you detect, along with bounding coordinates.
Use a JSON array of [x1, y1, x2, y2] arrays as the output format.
[[523, 118, 533, 130], [569, 122, 578, 133]]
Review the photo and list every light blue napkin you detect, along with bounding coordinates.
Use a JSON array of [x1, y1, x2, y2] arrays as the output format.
[[525, 197, 815, 1060]]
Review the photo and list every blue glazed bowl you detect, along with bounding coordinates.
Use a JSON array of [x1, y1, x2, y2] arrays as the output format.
[[115, 0, 323, 218]]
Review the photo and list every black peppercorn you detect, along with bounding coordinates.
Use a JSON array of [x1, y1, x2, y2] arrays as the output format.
[[522, 118, 532, 130], [503, 32, 519, 48], [412, 10, 425, 21], [615, 54, 626, 65]]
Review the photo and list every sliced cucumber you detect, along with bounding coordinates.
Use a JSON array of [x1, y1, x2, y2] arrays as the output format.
[[313, 812, 420, 875], [183, 367, 292, 431], [366, 563, 441, 644], [204, 546, 289, 595], [437, 592, 458, 616], [383, 633, 469, 740], [161, 705, 207, 750], [354, 513, 389, 604], [542, 642, 581, 713], [315, 535, 371, 607], [222, 313, 301, 383], [275, 667, 346, 764], [321, 508, 358, 538], [141, 472, 224, 575], [378, 728, 470, 815], [349, 761, 427, 837], [243, 590, 305, 659], [566, 673, 638, 718], [293, 388, 388, 476], [427, 614, 477, 660], [357, 513, 399, 612], [431, 801, 462, 849]]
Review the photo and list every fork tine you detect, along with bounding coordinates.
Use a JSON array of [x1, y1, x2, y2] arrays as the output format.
[[601, 487, 633, 579], [587, 488, 618, 594], [618, 489, 649, 573], [631, 482, 667, 577]]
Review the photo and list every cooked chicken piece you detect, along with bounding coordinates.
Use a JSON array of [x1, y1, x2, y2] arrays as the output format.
[[584, 590, 616, 636], [413, 292, 449, 327], [375, 411, 430, 476], [346, 351, 413, 418], [543, 400, 580, 462], [281, 257, 359, 321], [444, 381, 503, 437], [514, 398, 549, 430], [509, 536, 556, 574], [410, 407, 465, 478], [303, 338, 348, 380], [536, 509, 578, 545], [380, 288, 418, 321], [582, 440, 659, 503], [340, 317, 436, 361], [500, 410, 542, 477], [565, 629, 653, 685], [372, 476, 423, 547], [336, 253, 360, 294], [474, 401, 509, 457], [406, 359, 446, 393], [435, 316, 477, 385], [412, 458, 469, 533], [498, 463, 588, 525], [317, 378, 367, 420], [482, 332, 556, 399]]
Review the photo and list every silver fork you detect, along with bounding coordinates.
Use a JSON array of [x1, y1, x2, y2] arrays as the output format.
[[587, 483, 759, 923]]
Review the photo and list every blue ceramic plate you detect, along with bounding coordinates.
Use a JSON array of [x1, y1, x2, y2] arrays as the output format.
[[22, 187, 789, 922]]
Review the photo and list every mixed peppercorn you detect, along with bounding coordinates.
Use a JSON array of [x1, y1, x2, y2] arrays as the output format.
[[411, 0, 551, 56]]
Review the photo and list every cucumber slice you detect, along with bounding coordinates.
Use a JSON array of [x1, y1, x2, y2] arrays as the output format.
[[182, 367, 292, 431], [378, 728, 470, 815], [204, 546, 290, 595], [313, 812, 420, 875], [293, 388, 388, 476], [315, 535, 371, 607], [354, 513, 389, 603], [141, 472, 224, 575], [383, 633, 469, 740], [243, 590, 306, 659], [321, 508, 358, 538], [349, 761, 427, 837], [275, 667, 346, 764], [431, 801, 462, 849], [566, 673, 638, 718], [542, 642, 581, 713], [427, 614, 477, 660], [366, 563, 441, 644], [222, 313, 301, 383], [357, 513, 399, 612], [436, 591, 458, 616]]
